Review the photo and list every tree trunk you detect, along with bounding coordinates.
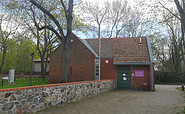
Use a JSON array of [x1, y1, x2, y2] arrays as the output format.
[[40, 56, 46, 79], [60, 42, 69, 83], [60, 0, 73, 83], [44, 55, 48, 76], [174, 0, 185, 32], [98, 24, 101, 38], [30, 56, 34, 86], [0, 47, 6, 74], [181, 22, 185, 72]]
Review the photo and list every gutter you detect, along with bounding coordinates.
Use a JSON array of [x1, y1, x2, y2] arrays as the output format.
[[113, 62, 152, 65]]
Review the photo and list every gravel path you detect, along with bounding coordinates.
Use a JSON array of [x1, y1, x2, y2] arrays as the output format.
[[35, 85, 185, 114]]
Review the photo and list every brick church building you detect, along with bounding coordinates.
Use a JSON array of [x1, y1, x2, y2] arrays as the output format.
[[49, 33, 155, 91]]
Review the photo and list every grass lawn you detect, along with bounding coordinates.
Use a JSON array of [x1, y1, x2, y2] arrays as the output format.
[[0, 78, 50, 89], [176, 87, 185, 92]]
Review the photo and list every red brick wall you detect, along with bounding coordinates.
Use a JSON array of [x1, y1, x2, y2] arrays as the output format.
[[49, 45, 62, 83], [49, 35, 94, 83], [100, 58, 117, 80], [130, 65, 150, 91], [100, 59, 152, 91]]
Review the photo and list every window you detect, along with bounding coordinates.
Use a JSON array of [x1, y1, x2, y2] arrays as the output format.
[[70, 67, 72, 75]]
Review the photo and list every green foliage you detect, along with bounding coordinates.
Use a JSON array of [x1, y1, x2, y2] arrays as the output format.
[[72, 15, 91, 33], [0, 38, 39, 73]]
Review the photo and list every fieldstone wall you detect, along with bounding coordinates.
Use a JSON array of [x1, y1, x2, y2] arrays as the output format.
[[0, 80, 117, 114]]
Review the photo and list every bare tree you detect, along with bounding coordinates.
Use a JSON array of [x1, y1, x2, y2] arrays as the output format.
[[151, 4, 183, 81], [81, 1, 108, 38], [159, 0, 185, 79], [24, 5, 58, 79], [105, 0, 130, 38], [80, 0, 144, 38]]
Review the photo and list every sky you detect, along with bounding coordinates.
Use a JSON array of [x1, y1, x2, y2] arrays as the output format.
[[74, 0, 177, 39], [0, 0, 177, 39]]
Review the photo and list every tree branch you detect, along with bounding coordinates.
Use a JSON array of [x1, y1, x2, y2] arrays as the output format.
[[29, 5, 62, 42], [159, 1, 181, 20], [39, 26, 62, 41], [174, 0, 185, 32], [29, 0, 64, 40], [60, 0, 68, 19]]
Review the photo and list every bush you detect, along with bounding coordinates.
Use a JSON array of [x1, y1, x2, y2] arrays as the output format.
[[155, 71, 184, 83]]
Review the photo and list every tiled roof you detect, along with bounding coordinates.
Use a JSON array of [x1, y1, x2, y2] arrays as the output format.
[[86, 37, 150, 63]]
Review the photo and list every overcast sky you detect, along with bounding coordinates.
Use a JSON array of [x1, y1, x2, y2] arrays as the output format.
[[74, 0, 177, 38]]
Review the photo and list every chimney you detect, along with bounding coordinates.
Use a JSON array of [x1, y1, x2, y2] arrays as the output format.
[[138, 37, 143, 52], [139, 37, 142, 45]]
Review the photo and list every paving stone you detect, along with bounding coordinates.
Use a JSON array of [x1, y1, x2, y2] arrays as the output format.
[[1, 99, 8, 104], [5, 93, 11, 98], [42, 92, 48, 97], [16, 105, 22, 109], [31, 105, 36, 110], [0, 95, 4, 100], [27, 96, 33, 102], [23, 104, 29, 111], [15, 91, 22, 95], [10, 95, 16, 101], [18, 96, 23, 101], [39, 98, 45, 103], [2, 103, 14, 111], [21, 100, 26, 105]]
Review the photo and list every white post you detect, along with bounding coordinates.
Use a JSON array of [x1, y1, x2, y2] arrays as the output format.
[[140, 37, 142, 44], [8, 68, 15, 84]]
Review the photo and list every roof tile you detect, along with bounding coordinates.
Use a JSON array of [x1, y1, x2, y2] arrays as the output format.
[[86, 37, 150, 63]]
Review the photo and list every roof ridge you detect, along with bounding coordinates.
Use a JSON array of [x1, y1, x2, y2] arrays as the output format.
[[85, 37, 146, 40], [82, 39, 98, 57]]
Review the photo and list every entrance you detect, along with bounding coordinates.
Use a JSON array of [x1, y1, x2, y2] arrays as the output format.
[[118, 67, 130, 89]]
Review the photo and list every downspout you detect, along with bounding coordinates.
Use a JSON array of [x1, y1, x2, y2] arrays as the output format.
[[146, 37, 154, 91], [99, 37, 101, 80], [151, 63, 154, 91]]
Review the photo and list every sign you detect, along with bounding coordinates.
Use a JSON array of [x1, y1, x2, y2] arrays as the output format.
[[135, 70, 144, 77], [2, 77, 9, 80]]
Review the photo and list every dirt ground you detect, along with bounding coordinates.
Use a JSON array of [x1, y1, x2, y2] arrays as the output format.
[[35, 85, 185, 114]]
